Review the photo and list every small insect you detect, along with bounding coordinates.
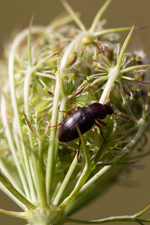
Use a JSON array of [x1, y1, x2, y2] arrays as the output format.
[[58, 103, 114, 142]]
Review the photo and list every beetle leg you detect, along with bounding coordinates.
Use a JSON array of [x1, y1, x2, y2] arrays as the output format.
[[59, 103, 80, 115], [69, 85, 86, 99], [49, 104, 81, 129], [59, 142, 79, 152], [96, 119, 107, 127], [94, 121, 106, 142], [77, 138, 81, 161], [59, 104, 81, 116], [49, 107, 76, 129], [59, 107, 75, 116], [48, 114, 69, 129], [71, 104, 81, 110], [48, 120, 64, 129]]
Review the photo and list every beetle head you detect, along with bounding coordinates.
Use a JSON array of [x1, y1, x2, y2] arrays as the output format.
[[104, 104, 114, 115]]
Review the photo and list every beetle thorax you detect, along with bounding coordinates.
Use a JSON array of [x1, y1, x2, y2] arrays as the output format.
[[88, 103, 107, 120]]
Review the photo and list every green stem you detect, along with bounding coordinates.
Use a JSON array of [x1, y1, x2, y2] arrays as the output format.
[[53, 153, 78, 206], [117, 23, 135, 68], [94, 27, 133, 37], [0, 173, 36, 210], [90, 0, 111, 32], [61, 0, 86, 31], [0, 183, 25, 210], [38, 140, 47, 207], [28, 22, 33, 66], [65, 206, 150, 224], [23, 69, 34, 146], [122, 64, 150, 74], [23, 67, 37, 201], [1, 95, 30, 198], [0, 209, 26, 220], [90, 76, 108, 87], [99, 66, 119, 104], [59, 166, 91, 210], [0, 157, 24, 196], [46, 74, 60, 203], [35, 72, 56, 80], [8, 26, 48, 200], [59, 132, 92, 211], [48, 12, 81, 31], [92, 120, 114, 165], [121, 122, 147, 154], [65, 207, 150, 224], [78, 128, 90, 167]]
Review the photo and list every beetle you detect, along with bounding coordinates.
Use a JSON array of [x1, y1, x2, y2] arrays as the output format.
[[58, 103, 114, 142]]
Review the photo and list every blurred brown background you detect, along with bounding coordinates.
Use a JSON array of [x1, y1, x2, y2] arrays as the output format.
[[0, 0, 150, 224]]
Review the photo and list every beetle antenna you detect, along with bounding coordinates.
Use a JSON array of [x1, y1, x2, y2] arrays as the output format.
[[113, 112, 137, 124], [108, 101, 137, 124]]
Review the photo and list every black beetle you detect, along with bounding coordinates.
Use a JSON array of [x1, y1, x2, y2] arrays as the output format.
[[58, 103, 114, 142]]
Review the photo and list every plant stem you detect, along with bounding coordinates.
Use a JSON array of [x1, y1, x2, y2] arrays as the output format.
[[61, 0, 86, 31], [0, 209, 26, 219], [0, 183, 26, 210], [121, 64, 150, 74], [90, 0, 111, 32], [8, 26, 48, 201], [0, 173, 36, 210], [65, 207, 150, 224], [37, 140, 47, 207], [0, 157, 24, 196], [1, 95, 30, 197], [94, 27, 133, 37], [59, 166, 91, 210], [46, 74, 60, 203], [99, 66, 119, 104], [23, 67, 38, 201], [53, 153, 78, 206], [116, 23, 135, 68]]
